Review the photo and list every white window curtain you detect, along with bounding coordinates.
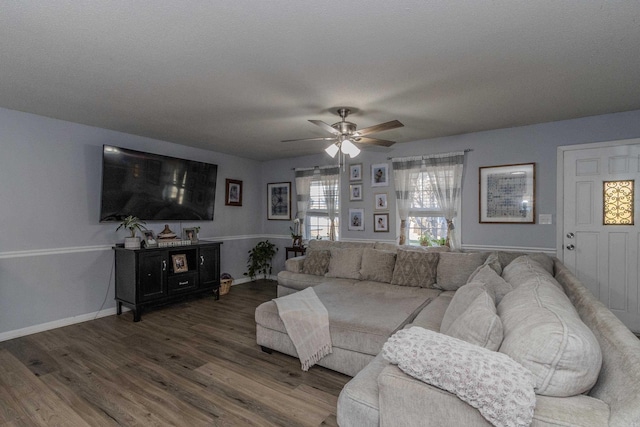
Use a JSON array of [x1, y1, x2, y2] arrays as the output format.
[[392, 157, 422, 245], [318, 166, 340, 241], [294, 169, 315, 239], [423, 152, 465, 250]]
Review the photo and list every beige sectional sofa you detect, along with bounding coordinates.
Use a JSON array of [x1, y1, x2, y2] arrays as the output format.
[[254, 240, 640, 426]]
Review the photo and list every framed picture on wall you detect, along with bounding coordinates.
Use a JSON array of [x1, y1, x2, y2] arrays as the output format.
[[371, 163, 389, 187], [267, 182, 291, 220], [479, 163, 535, 223], [349, 184, 363, 201], [374, 192, 388, 210], [349, 163, 363, 182], [374, 213, 389, 232], [225, 179, 243, 206], [348, 208, 365, 231]]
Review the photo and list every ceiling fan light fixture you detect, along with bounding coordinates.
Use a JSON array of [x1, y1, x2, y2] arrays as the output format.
[[341, 139, 360, 157], [325, 143, 339, 158]]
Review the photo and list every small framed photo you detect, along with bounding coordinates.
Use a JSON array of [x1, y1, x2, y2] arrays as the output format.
[[374, 192, 388, 210], [348, 208, 365, 231], [267, 182, 291, 220], [182, 227, 198, 243], [225, 179, 243, 206], [349, 184, 363, 201], [371, 163, 389, 187], [171, 254, 188, 273], [479, 163, 535, 223], [142, 230, 157, 248], [374, 213, 389, 232], [349, 163, 363, 182]]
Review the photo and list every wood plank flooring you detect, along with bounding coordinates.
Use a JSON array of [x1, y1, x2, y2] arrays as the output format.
[[0, 281, 350, 426]]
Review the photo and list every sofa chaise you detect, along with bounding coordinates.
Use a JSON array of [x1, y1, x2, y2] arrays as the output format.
[[254, 240, 640, 426]]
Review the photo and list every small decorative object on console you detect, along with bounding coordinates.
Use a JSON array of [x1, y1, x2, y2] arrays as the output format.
[[115, 215, 147, 249]]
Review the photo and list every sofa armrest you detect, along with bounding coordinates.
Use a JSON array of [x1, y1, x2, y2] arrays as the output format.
[[377, 365, 490, 427], [284, 256, 305, 273]]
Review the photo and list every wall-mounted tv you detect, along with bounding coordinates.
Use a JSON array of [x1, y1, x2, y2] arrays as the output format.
[[100, 145, 218, 222]]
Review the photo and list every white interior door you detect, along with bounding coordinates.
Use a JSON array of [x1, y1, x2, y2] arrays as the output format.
[[561, 140, 640, 332]]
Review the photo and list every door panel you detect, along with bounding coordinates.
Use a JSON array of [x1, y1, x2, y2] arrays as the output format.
[[562, 142, 640, 332]]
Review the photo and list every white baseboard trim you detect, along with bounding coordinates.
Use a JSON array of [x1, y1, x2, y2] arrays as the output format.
[[0, 306, 125, 343]]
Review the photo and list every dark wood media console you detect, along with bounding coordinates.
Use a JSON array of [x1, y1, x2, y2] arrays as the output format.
[[114, 241, 222, 321]]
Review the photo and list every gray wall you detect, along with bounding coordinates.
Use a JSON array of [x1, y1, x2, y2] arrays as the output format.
[[261, 109, 640, 250], [0, 107, 262, 336], [2, 106, 640, 338]]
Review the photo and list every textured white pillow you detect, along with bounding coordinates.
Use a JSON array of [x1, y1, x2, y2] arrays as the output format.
[[383, 327, 536, 427], [325, 247, 363, 280]]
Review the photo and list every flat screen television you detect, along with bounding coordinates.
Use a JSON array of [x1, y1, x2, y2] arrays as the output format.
[[100, 145, 218, 222]]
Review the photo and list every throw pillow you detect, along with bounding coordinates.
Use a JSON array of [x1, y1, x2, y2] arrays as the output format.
[[325, 247, 364, 280], [302, 250, 331, 276], [382, 327, 536, 427], [360, 248, 397, 283], [502, 255, 562, 290], [498, 271, 602, 396], [498, 251, 554, 275], [435, 252, 489, 291], [443, 291, 504, 350], [390, 249, 439, 288], [467, 265, 513, 304]]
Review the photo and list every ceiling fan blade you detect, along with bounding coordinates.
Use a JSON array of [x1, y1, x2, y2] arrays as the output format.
[[354, 120, 404, 137], [309, 120, 341, 135], [355, 137, 396, 147], [281, 137, 336, 142]]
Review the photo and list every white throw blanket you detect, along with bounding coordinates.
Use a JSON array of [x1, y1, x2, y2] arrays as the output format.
[[274, 287, 332, 371]]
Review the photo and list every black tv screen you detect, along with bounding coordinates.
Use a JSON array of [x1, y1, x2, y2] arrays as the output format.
[[100, 145, 218, 222]]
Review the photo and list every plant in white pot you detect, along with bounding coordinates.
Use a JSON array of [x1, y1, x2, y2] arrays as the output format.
[[116, 216, 147, 249]]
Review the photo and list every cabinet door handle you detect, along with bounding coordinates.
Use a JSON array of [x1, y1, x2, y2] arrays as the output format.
[[200, 255, 205, 266], [162, 260, 167, 271]]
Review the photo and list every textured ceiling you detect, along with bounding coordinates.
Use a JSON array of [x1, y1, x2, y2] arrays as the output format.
[[1, 1, 640, 160]]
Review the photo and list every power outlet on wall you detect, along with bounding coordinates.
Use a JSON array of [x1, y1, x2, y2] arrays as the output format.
[[539, 214, 552, 224]]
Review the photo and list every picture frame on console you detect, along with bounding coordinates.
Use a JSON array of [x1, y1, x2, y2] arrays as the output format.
[[225, 179, 243, 206], [267, 182, 291, 220], [142, 230, 157, 248], [171, 254, 188, 273], [183, 227, 199, 243], [479, 163, 535, 223]]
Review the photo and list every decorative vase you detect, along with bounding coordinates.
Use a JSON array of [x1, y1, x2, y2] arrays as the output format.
[[124, 237, 141, 249]]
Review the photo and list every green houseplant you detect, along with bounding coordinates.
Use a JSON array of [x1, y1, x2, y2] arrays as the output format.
[[245, 240, 278, 281], [116, 216, 147, 249]]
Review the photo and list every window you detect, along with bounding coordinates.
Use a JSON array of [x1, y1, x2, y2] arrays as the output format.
[[306, 180, 340, 240], [407, 172, 448, 244]]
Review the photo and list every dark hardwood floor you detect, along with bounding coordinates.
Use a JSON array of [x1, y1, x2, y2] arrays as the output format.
[[0, 281, 350, 426]]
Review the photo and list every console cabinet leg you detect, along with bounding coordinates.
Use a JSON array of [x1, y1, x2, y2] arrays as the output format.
[[133, 309, 141, 322], [117, 302, 122, 315]]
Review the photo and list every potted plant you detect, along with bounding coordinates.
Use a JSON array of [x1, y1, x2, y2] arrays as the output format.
[[245, 240, 278, 281], [116, 216, 147, 249], [418, 234, 431, 247]]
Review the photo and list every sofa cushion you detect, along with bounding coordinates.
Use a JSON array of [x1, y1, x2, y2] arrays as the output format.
[[502, 255, 561, 291], [442, 290, 503, 350], [435, 252, 489, 291], [467, 251, 503, 281], [326, 247, 364, 280], [382, 326, 536, 427], [408, 292, 454, 332], [498, 260, 602, 397], [302, 249, 331, 276], [360, 248, 396, 283], [498, 251, 554, 275], [466, 265, 513, 304], [390, 249, 439, 288]]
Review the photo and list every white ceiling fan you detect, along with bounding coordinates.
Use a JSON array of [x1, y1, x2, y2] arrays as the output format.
[[283, 108, 404, 159]]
